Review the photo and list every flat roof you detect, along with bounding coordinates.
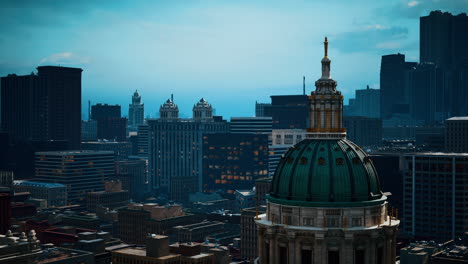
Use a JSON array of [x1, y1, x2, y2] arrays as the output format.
[[36, 150, 114, 155], [14, 180, 66, 188], [447, 116, 468, 121], [403, 152, 468, 157]]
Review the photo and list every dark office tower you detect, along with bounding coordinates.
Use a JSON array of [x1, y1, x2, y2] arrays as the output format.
[[91, 104, 121, 120], [0, 73, 47, 142], [202, 133, 269, 193], [0, 193, 11, 234], [407, 63, 446, 122], [445, 117, 468, 153], [136, 124, 149, 157], [380, 54, 417, 120], [229, 117, 272, 134], [37, 66, 82, 149], [148, 98, 229, 201], [1, 66, 82, 148], [401, 153, 468, 242], [96, 117, 128, 141], [128, 90, 144, 131], [35, 150, 114, 204], [343, 116, 382, 147], [115, 159, 148, 201], [345, 85, 380, 118], [266, 95, 309, 129], [420, 11, 468, 69], [255, 102, 271, 117]]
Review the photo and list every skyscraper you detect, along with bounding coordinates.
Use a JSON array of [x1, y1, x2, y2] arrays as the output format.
[[1, 66, 83, 149], [344, 85, 380, 118], [128, 90, 144, 131], [148, 98, 229, 201], [91, 103, 121, 120], [420, 11, 468, 69], [229, 117, 272, 134], [34, 150, 114, 204], [380, 54, 417, 120], [256, 38, 398, 264], [401, 153, 468, 241]]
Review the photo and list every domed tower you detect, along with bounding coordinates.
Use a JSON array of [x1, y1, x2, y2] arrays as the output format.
[[132, 90, 141, 104], [255, 38, 399, 264], [192, 98, 213, 121], [159, 98, 179, 120]]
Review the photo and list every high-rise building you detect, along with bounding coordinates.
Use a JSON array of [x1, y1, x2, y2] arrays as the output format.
[[255, 102, 271, 117], [192, 98, 213, 121], [380, 54, 417, 120], [256, 38, 398, 264], [137, 124, 149, 157], [148, 98, 229, 201], [401, 153, 468, 242], [91, 103, 121, 120], [82, 141, 132, 161], [407, 62, 447, 122], [128, 90, 144, 131], [344, 85, 380, 118], [81, 120, 98, 141], [445, 117, 468, 153], [34, 150, 114, 204], [1, 66, 83, 149], [229, 117, 272, 134], [268, 129, 306, 176], [115, 159, 148, 201], [240, 206, 266, 262], [202, 133, 269, 193], [420, 11, 468, 69], [266, 95, 309, 129], [343, 116, 382, 148]]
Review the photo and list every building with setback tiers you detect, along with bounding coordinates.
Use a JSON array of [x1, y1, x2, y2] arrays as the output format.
[[128, 90, 144, 131], [34, 151, 114, 204], [255, 38, 399, 264], [148, 98, 229, 201]]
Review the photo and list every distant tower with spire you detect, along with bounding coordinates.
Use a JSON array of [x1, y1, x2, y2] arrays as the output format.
[[128, 90, 144, 130]]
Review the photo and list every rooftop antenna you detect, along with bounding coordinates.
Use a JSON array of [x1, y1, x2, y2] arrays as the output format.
[[171, 93, 174, 102], [303, 76, 306, 95]]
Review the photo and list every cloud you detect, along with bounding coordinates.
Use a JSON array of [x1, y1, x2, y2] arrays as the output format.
[[40, 52, 91, 65], [333, 25, 408, 53]]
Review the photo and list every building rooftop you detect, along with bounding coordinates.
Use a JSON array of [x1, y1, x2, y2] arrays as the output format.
[[35, 150, 114, 156], [14, 180, 66, 188], [447, 116, 468, 121], [403, 152, 468, 157]]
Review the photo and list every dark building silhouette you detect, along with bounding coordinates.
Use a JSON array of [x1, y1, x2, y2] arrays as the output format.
[[445, 117, 468, 153], [420, 11, 468, 69], [343, 116, 382, 148], [229, 117, 272, 134], [261, 95, 308, 129], [1, 66, 82, 149], [255, 102, 271, 117], [419, 11, 468, 120], [202, 133, 269, 193], [0, 193, 11, 234], [91, 104, 121, 120], [96, 117, 128, 141], [380, 54, 417, 120], [407, 63, 446, 122], [344, 85, 380, 118], [90, 104, 127, 141], [370, 154, 402, 210]]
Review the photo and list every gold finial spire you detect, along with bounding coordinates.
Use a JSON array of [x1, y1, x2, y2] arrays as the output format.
[[324, 36, 328, 57]]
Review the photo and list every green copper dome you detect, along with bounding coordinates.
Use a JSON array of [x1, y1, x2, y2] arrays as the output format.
[[269, 138, 385, 207]]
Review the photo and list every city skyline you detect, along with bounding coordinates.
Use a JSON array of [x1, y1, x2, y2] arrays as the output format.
[[2, 0, 468, 118]]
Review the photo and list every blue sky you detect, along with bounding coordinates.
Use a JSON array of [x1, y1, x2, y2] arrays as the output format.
[[1, 0, 467, 119]]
